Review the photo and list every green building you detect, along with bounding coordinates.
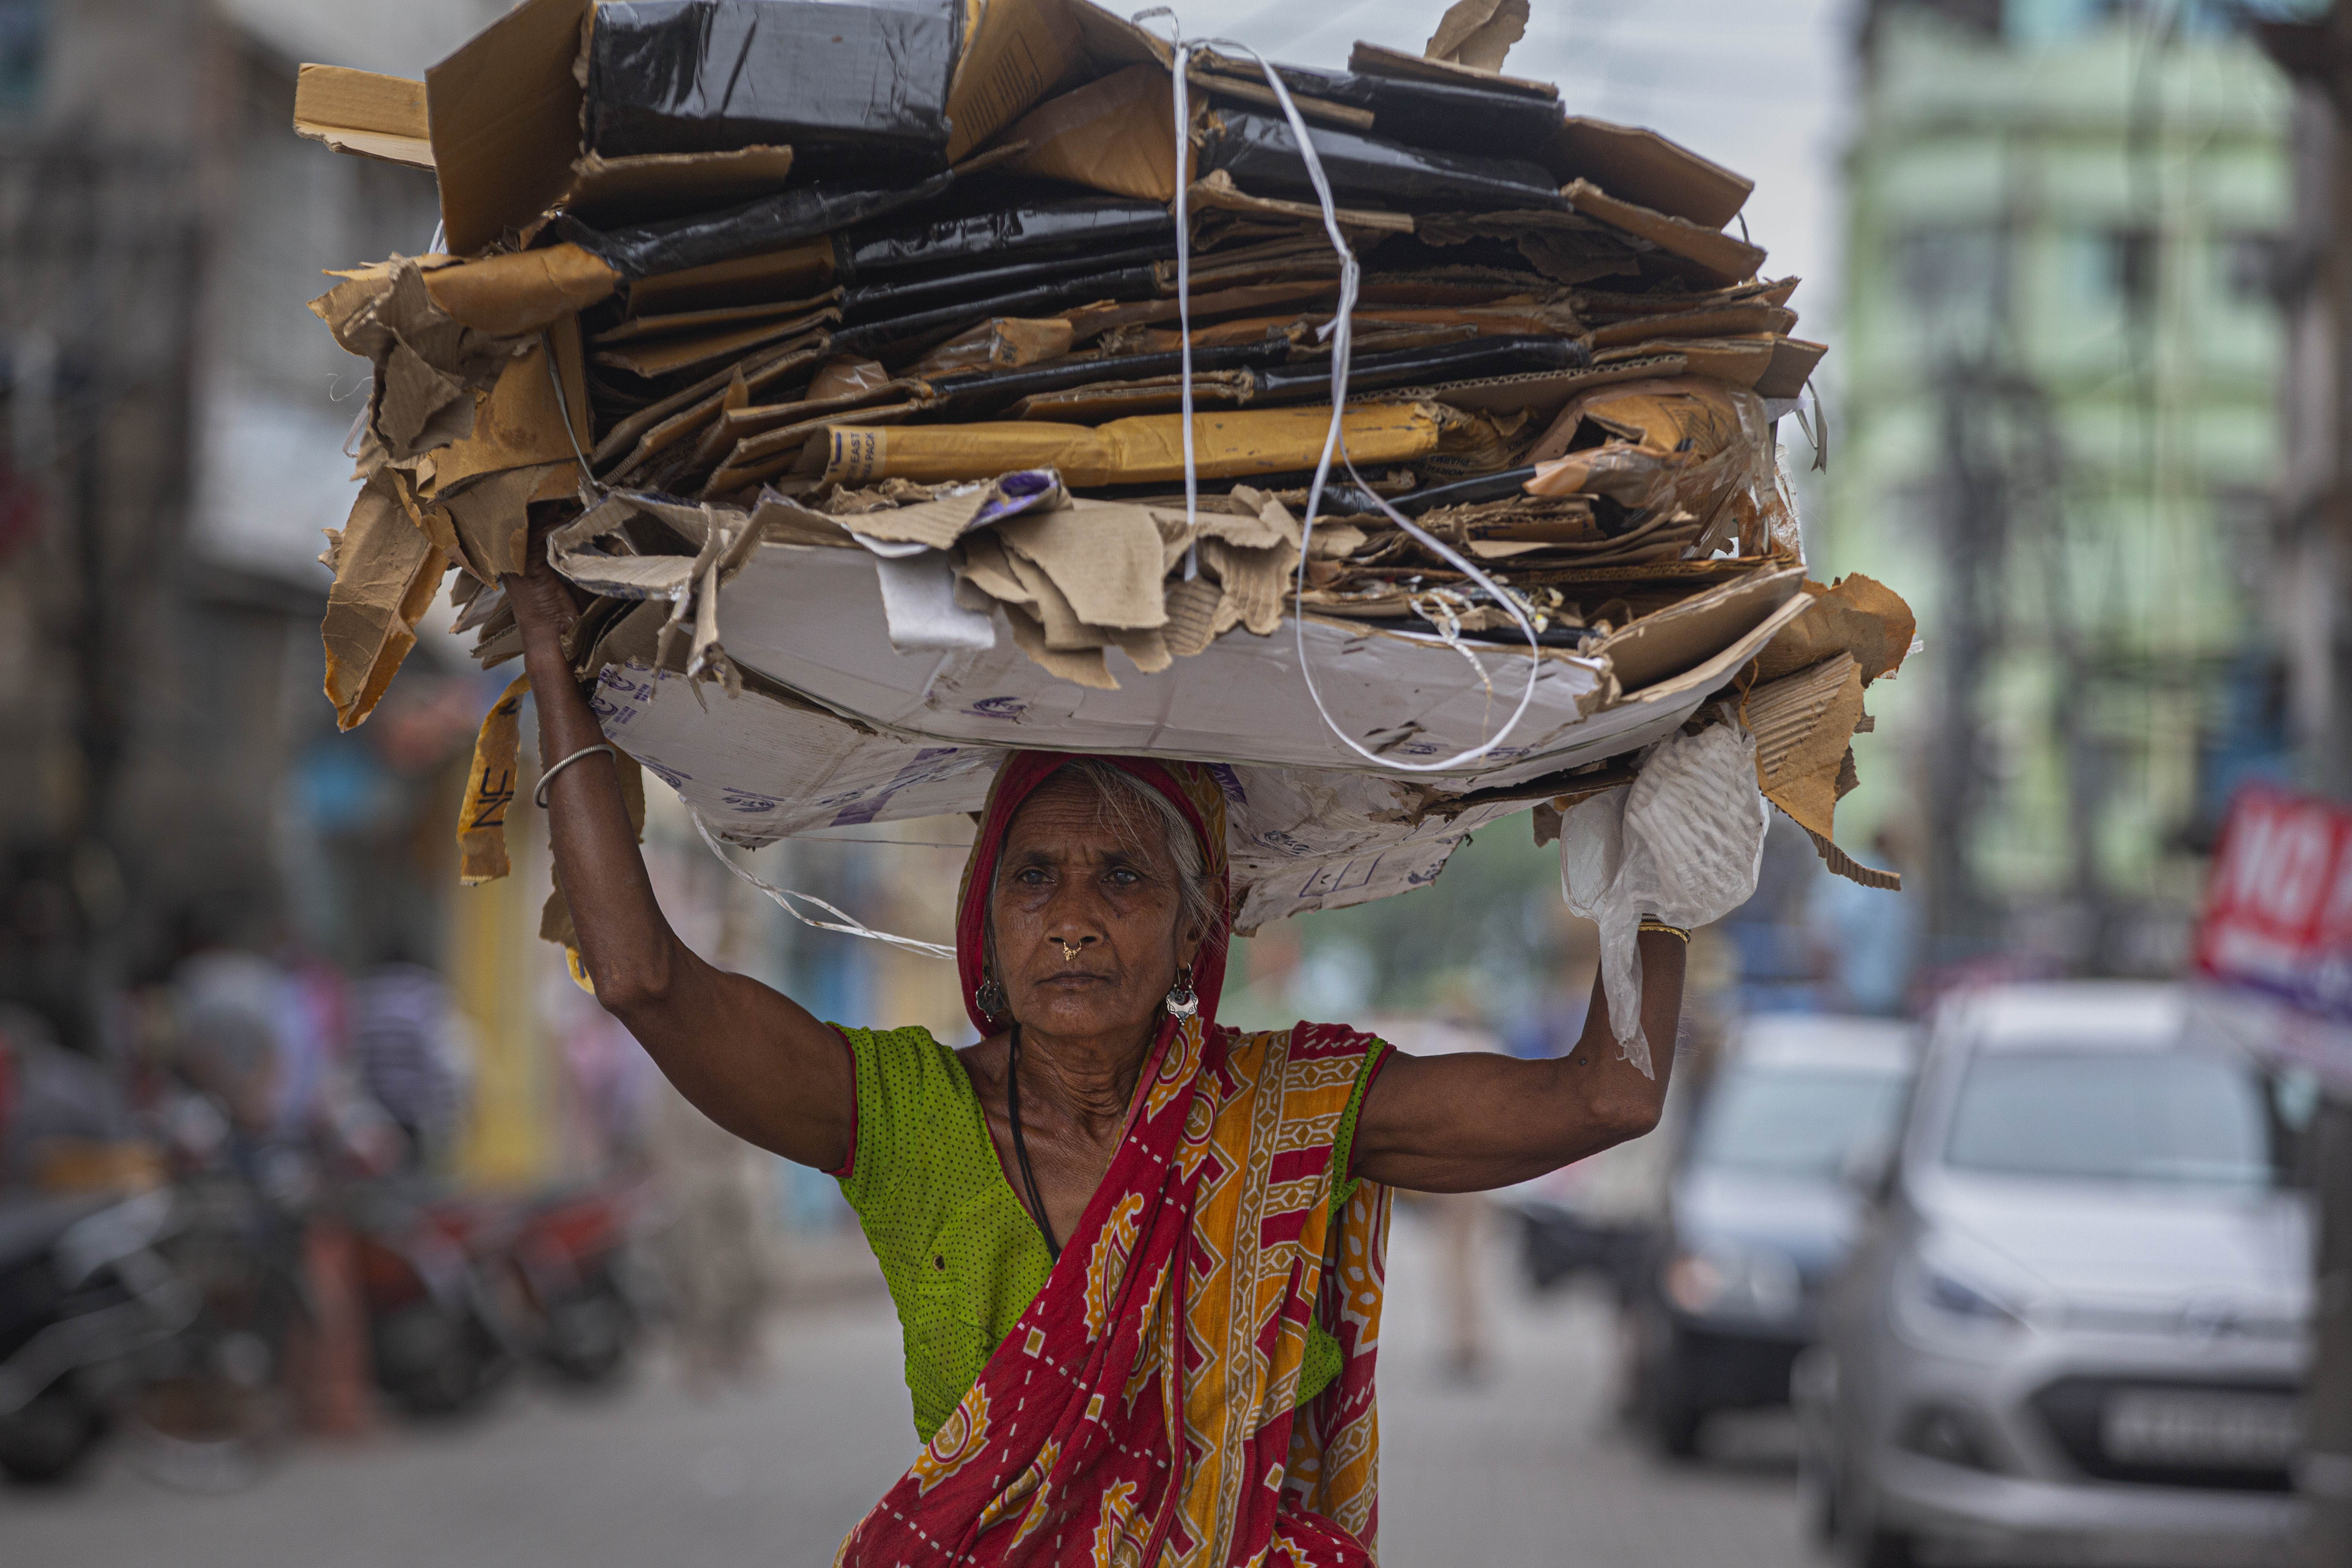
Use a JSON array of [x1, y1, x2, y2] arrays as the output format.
[[1823, 0, 2295, 970]]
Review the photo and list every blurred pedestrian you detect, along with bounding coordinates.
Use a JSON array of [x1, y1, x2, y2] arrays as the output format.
[[548, 972, 656, 1174], [173, 947, 290, 1138], [650, 1080, 771, 1391], [1372, 1005, 1503, 1382], [348, 962, 469, 1170], [1803, 828, 1919, 1016]]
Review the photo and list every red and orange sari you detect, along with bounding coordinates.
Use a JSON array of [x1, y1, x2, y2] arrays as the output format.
[[836, 752, 1390, 1567]]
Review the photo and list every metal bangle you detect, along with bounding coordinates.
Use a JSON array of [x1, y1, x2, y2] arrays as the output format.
[[535, 743, 616, 809], [1637, 920, 1691, 944]]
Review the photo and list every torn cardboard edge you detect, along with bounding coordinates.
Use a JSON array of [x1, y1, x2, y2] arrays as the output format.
[[1755, 336, 1826, 402], [1752, 572, 1917, 687], [1589, 564, 1809, 698], [561, 146, 800, 229], [596, 340, 831, 478], [1189, 65, 1376, 131], [1791, 818, 1901, 892], [1185, 169, 1416, 234], [1588, 304, 1794, 350], [1562, 180, 1765, 287], [1740, 652, 1900, 893], [421, 245, 621, 336], [410, 321, 590, 503], [321, 470, 452, 731], [592, 306, 843, 380], [1591, 335, 1775, 390], [1347, 38, 1558, 100], [626, 239, 838, 318], [1542, 118, 1752, 231], [594, 289, 842, 347]]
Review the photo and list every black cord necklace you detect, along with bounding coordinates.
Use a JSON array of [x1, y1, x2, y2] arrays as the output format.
[[1004, 1024, 1060, 1260]]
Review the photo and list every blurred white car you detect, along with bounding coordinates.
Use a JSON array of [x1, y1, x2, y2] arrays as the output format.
[[1795, 983, 2310, 1568]]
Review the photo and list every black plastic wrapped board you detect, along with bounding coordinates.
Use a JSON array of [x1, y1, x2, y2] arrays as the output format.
[[1251, 334, 1588, 399], [1201, 111, 1567, 212], [1221, 64, 1565, 160], [840, 197, 1175, 276], [587, 0, 959, 174], [919, 339, 1297, 419], [840, 243, 1175, 322], [831, 265, 1166, 359], [555, 172, 962, 280], [1322, 467, 1538, 517]]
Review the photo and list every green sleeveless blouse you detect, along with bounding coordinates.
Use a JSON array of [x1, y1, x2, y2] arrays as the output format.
[[831, 1025, 1386, 1442]]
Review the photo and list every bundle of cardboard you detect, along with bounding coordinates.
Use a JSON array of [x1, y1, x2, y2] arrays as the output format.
[[297, 0, 1914, 927]]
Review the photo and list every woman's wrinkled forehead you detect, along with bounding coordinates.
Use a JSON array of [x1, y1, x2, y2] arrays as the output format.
[[998, 771, 1175, 872]]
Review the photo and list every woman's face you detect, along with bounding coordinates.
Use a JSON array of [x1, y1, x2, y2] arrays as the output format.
[[991, 774, 1203, 1044]]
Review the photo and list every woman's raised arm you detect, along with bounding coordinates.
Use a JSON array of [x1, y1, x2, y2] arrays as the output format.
[[503, 542, 853, 1170], [1349, 929, 1685, 1192]]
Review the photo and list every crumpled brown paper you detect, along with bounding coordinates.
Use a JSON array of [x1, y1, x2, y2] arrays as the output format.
[[319, 469, 449, 730]]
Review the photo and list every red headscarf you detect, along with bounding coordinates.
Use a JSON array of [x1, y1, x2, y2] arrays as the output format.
[[955, 752, 1232, 1037]]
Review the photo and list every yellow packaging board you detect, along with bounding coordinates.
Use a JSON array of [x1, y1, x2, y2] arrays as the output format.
[[820, 405, 1441, 488]]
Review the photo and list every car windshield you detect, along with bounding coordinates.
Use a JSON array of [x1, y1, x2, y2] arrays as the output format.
[[1944, 1050, 2273, 1188], [1690, 1064, 1909, 1179]]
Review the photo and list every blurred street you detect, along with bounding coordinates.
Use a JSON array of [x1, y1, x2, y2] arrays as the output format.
[[8, 0, 2352, 1564], [0, 1207, 1810, 1568]]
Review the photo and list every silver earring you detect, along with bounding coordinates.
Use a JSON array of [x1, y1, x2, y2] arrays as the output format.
[[976, 975, 1007, 1018], [1164, 966, 1198, 1020]]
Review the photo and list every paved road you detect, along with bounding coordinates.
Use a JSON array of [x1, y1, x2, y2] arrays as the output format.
[[0, 1208, 1817, 1568]]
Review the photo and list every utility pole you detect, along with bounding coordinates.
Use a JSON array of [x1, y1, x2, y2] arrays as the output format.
[[1929, 360, 2104, 966], [1927, 359, 2007, 956]]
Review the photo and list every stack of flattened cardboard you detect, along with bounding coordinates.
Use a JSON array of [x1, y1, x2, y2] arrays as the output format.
[[297, 0, 1911, 927]]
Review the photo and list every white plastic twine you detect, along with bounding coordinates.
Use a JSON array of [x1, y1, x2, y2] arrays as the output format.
[[693, 814, 958, 960], [1167, 33, 1202, 579], [1136, 11, 1545, 774]]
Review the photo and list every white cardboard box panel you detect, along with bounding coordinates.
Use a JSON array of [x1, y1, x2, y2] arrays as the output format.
[[707, 545, 1805, 790], [587, 554, 1809, 926]]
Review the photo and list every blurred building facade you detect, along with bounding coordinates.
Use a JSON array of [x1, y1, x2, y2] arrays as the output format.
[[1825, 0, 2293, 974], [0, 0, 499, 1034], [2242, 10, 2352, 1562]]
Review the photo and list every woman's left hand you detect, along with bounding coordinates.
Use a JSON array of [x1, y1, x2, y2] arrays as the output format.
[[1348, 928, 1686, 1192], [504, 514, 584, 654]]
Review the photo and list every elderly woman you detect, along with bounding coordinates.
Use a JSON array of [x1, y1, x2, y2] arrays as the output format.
[[507, 555, 1686, 1565]]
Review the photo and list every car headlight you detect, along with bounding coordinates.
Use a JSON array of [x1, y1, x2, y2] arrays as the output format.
[[1663, 1243, 1802, 1321], [1920, 1267, 2024, 1327], [1894, 1247, 2031, 1349]]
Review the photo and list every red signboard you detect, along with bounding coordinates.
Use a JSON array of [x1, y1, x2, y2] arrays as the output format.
[[2192, 784, 2352, 1026]]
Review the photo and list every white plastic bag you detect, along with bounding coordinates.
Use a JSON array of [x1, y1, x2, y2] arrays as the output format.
[[1560, 724, 1768, 1076]]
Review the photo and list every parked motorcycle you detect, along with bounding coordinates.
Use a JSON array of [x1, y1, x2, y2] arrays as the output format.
[[0, 1189, 196, 1482], [127, 1171, 308, 1490], [352, 1177, 646, 1416]]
